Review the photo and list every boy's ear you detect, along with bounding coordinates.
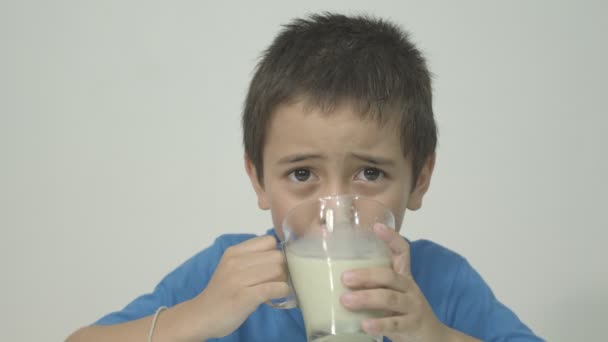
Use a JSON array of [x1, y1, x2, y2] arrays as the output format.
[[244, 155, 270, 210], [407, 153, 436, 211]]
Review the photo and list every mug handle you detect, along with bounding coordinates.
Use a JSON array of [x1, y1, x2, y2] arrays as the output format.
[[265, 247, 297, 309], [265, 283, 297, 309]]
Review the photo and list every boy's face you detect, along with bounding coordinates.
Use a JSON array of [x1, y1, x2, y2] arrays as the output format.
[[246, 101, 434, 238]]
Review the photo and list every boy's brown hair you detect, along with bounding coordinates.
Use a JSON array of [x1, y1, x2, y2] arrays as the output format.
[[242, 13, 436, 187]]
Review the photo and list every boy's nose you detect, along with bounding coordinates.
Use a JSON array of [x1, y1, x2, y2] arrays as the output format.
[[318, 181, 352, 199]]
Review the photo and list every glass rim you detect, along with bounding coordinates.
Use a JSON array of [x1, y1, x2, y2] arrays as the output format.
[[280, 194, 395, 234]]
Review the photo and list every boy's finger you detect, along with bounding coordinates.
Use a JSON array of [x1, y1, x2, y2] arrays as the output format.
[[372, 223, 409, 255], [226, 235, 278, 256], [362, 315, 409, 335], [341, 288, 410, 314], [373, 223, 411, 275], [236, 249, 285, 270], [342, 267, 409, 293], [242, 281, 290, 310], [240, 262, 288, 286]]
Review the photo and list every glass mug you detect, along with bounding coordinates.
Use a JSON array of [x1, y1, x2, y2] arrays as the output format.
[[268, 195, 395, 342]]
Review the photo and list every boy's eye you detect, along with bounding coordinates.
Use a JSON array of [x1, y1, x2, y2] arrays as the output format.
[[289, 168, 313, 182], [355, 167, 384, 181]]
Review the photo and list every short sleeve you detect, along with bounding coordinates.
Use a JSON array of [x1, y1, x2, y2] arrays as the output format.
[[446, 258, 544, 341], [94, 236, 228, 325]]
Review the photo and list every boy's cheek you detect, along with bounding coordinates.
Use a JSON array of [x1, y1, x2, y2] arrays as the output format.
[[269, 201, 294, 235], [267, 189, 308, 230]]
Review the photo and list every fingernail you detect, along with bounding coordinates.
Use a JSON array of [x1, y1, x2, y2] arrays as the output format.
[[362, 319, 377, 333], [342, 271, 355, 285], [373, 223, 388, 232], [341, 292, 355, 306]]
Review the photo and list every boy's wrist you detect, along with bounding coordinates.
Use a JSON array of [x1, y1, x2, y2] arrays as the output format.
[[442, 325, 482, 342], [153, 298, 212, 342]]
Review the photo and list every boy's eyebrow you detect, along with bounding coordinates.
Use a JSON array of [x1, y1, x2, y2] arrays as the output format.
[[350, 153, 396, 166], [277, 153, 326, 164]]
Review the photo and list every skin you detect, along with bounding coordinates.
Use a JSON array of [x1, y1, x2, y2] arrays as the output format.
[[66, 100, 479, 342]]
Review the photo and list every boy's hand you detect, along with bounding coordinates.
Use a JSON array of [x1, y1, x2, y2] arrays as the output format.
[[340, 224, 476, 342], [188, 235, 289, 340]]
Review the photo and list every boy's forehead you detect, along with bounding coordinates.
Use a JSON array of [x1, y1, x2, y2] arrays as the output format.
[[270, 99, 400, 129], [265, 101, 403, 153]]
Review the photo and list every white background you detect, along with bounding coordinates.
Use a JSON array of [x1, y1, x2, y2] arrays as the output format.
[[1, 1, 606, 341]]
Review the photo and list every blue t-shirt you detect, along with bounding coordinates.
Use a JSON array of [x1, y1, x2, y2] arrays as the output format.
[[96, 229, 542, 341]]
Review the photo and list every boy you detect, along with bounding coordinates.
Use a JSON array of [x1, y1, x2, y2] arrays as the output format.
[[67, 13, 542, 342]]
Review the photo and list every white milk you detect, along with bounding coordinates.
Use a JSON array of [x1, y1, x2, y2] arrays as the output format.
[[285, 231, 391, 342]]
